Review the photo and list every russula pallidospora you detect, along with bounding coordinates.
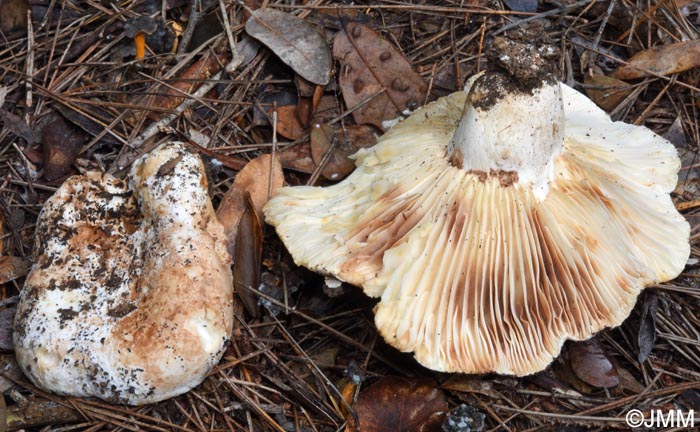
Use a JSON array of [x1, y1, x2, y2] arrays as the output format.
[[264, 70, 690, 374], [14, 142, 233, 404]]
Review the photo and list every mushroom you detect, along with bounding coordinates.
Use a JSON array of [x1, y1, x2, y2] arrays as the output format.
[[124, 16, 158, 60], [13, 141, 233, 404], [263, 71, 689, 375]]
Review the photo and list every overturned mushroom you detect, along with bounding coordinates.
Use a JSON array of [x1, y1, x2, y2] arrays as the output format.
[[13, 142, 233, 404], [264, 71, 689, 375]]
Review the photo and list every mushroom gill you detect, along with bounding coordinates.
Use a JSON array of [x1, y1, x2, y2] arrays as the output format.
[[263, 78, 689, 375]]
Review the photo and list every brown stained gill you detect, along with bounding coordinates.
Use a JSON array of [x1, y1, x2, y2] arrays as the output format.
[[448, 148, 464, 169], [466, 169, 519, 187]]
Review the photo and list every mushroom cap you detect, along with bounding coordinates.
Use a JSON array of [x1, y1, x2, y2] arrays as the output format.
[[13, 142, 233, 404], [263, 83, 690, 375], [124, 15, 159, 37]]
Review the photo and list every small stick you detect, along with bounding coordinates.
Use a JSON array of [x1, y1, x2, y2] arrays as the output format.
[[113, 46, 245, 170], [178, 0, 201, 55], [25, 10, 35, 124]]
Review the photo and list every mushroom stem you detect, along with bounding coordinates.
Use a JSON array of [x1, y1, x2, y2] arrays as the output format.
[[448, 73, 564, 200], [134, 32, 146, 59]]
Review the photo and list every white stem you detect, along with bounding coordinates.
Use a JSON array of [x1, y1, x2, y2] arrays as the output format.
[[448, 76, 564, 200]]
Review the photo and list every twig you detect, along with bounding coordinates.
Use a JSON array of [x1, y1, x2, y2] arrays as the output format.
[[113, 46, 245, 170], [178, 0, 201, 55]]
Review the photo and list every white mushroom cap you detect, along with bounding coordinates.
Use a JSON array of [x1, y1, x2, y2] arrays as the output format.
[[263, 77, 689, 375], [14, 142, 233, 404]]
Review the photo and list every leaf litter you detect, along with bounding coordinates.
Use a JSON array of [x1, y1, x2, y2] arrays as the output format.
[[0, 1, 700, 431]]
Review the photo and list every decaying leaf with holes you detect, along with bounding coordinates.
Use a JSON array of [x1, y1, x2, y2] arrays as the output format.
[[333, 22, 428, 130]]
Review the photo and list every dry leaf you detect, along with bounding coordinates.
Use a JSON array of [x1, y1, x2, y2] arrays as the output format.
[[216, 186, 262, 316], [583, 73, 633, 112], [613, 39, 700, 80], [637, 291, 657, 363], [258, 91, 307, 140], [245, 8, 331, 85], [347, 377, 447, 432], [0, 109, 39, 144], [273, 104, 306, 140], [441, 376, 500, 399], [313, 94, 341, 123], [279, 142, 315, 173], [0, 256, 30, 284], [217, 185, 247, 259], [218, 152, 284, 255], [41, 115, 85, 181], [52, 103, 121, 146], [333, 22, 428, 130], [310, 123, 377, 180], [0, 0, 28, 34], [233, 153, 284, 216], [233, 192, 263, 317], [503, 0, 538, 13], [216, 154, 283, 316], [617, 366, 645, 393], [568, 340, 619, 388]]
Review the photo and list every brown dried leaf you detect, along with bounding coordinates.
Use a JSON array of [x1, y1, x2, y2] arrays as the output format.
[[216, 154, 282, 317], [216, 153, 283, 250], [273, 104, 306, 140], [217, 185, 246, 259], [216, 186, 261, 316], [233, 153, 284, 216], [313, 95, 341, 123], [613, 39, 700, 80], [310, 123, 377, 180], [258, 91, 307, 140], [348, 377, 447, 432], [568, 340, 619, 388], [279, 142, 315, 173], [333, 22, 428, 130], [233, 192, 263, 317], [52, 103, 120, 146], [0, 0, 28, 34], [245, 8, 331, 85], [0, 256, 30, 284], [583, 73, 633, 112], [503, 0, 538, 13], [637, 291, 657, 363], [41, 115, 85, 181], [441, 376, 500, 398], [0, 109, 39, 144]]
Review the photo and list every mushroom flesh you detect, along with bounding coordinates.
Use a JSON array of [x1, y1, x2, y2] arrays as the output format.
[[13, 141, 233, 404]]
